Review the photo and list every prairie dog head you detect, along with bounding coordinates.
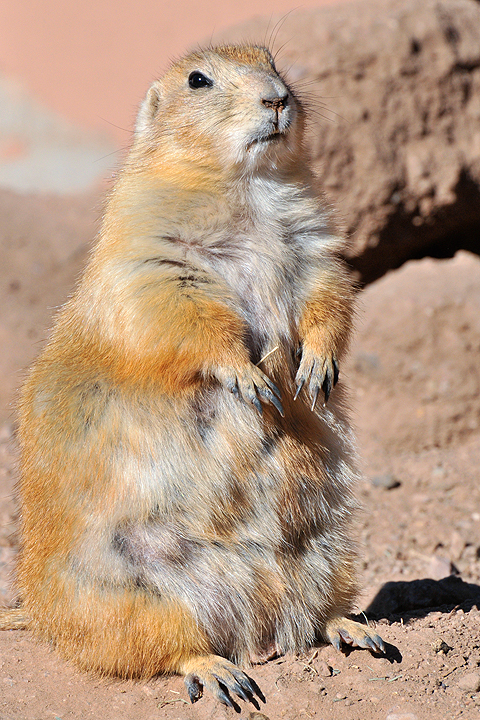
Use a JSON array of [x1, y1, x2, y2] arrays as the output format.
[[134, 45, 304, 174]]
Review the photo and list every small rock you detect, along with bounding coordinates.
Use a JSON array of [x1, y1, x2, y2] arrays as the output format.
[[450, 531, 466, 560], [335, 692, 347, 700], [427, 555, 454, 580], [457, 672, 480, 693], [316, 661, 332, 677], [386, 714, 418, 720], [431, 638, 452, 654], [248, 714, 270, 720], [371, 474, 401, 490], [431, 464, 446, 479]]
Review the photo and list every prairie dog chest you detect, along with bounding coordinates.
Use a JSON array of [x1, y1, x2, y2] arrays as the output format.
[[219, 228, 299, 345], [190, 184, 309, 352]]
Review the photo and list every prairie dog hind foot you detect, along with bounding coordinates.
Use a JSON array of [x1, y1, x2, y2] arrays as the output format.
[[181, 655, 265, 712], [325, 616, 385, 654]]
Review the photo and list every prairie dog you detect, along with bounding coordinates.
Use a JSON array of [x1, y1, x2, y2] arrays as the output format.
[[6, 44, 384, 710]]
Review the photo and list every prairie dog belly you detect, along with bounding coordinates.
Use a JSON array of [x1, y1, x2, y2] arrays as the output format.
[[94, 370, 357, 662], [108, 395, 352, 663]]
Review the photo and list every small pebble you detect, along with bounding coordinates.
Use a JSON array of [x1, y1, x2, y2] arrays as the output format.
[[335, 692, 347, 700], [431, 464, 446, 479], [354, 352, 380, 376], [371, 474, 401, 490], [427, 555, 454, 580], [316, 661, 332, 677], [457, 672, 480, 693], [431, 638, 452, 654], [248, 714, 271, 720], [386, 714, 418, 720], [449, 531, 465, 560]]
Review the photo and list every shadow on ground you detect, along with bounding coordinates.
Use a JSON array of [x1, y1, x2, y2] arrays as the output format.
[[365, 575, 480, 621]]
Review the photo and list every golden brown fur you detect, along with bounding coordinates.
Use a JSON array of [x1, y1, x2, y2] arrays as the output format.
[[2, 44, 383, 710]]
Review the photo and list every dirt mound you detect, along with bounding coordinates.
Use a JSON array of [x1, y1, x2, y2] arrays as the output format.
[[345, 250, 480, 455], [220, 0, 480, 283]]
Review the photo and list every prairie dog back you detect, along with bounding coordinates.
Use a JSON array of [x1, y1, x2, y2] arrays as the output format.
[[11, 44, 384, 711]]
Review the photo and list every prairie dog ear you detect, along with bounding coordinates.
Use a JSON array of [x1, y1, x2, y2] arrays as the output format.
[[135, 81, 162, 135]]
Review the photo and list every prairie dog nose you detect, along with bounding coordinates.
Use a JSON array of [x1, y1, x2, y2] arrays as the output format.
[[262, 94, 289, 113]]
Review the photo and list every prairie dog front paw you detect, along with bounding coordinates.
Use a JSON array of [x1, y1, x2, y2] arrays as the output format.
[[294, 346, 339, 409], [213, 363, 284, 416]]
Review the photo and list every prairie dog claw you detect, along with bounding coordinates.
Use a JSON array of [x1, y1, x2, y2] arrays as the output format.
[[185, 674, 203, 703], [295, 347, 339, 408], [214, 364, 284, 416], [182, 655, 265, 711], [325, 616, 385, 654]]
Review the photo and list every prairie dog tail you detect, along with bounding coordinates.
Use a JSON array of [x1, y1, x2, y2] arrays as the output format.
[[0, 607, 28, 630]]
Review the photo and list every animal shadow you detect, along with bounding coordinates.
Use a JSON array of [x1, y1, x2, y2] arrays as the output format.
[[365, 574, 480, 622]]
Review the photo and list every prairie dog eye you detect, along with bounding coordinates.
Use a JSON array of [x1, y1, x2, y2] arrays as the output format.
[[188, 71, 213, 89]]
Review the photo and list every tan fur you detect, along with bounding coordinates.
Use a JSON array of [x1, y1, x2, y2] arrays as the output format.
[[0, 608, 27, 630], [4, 44, 383, 707]]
